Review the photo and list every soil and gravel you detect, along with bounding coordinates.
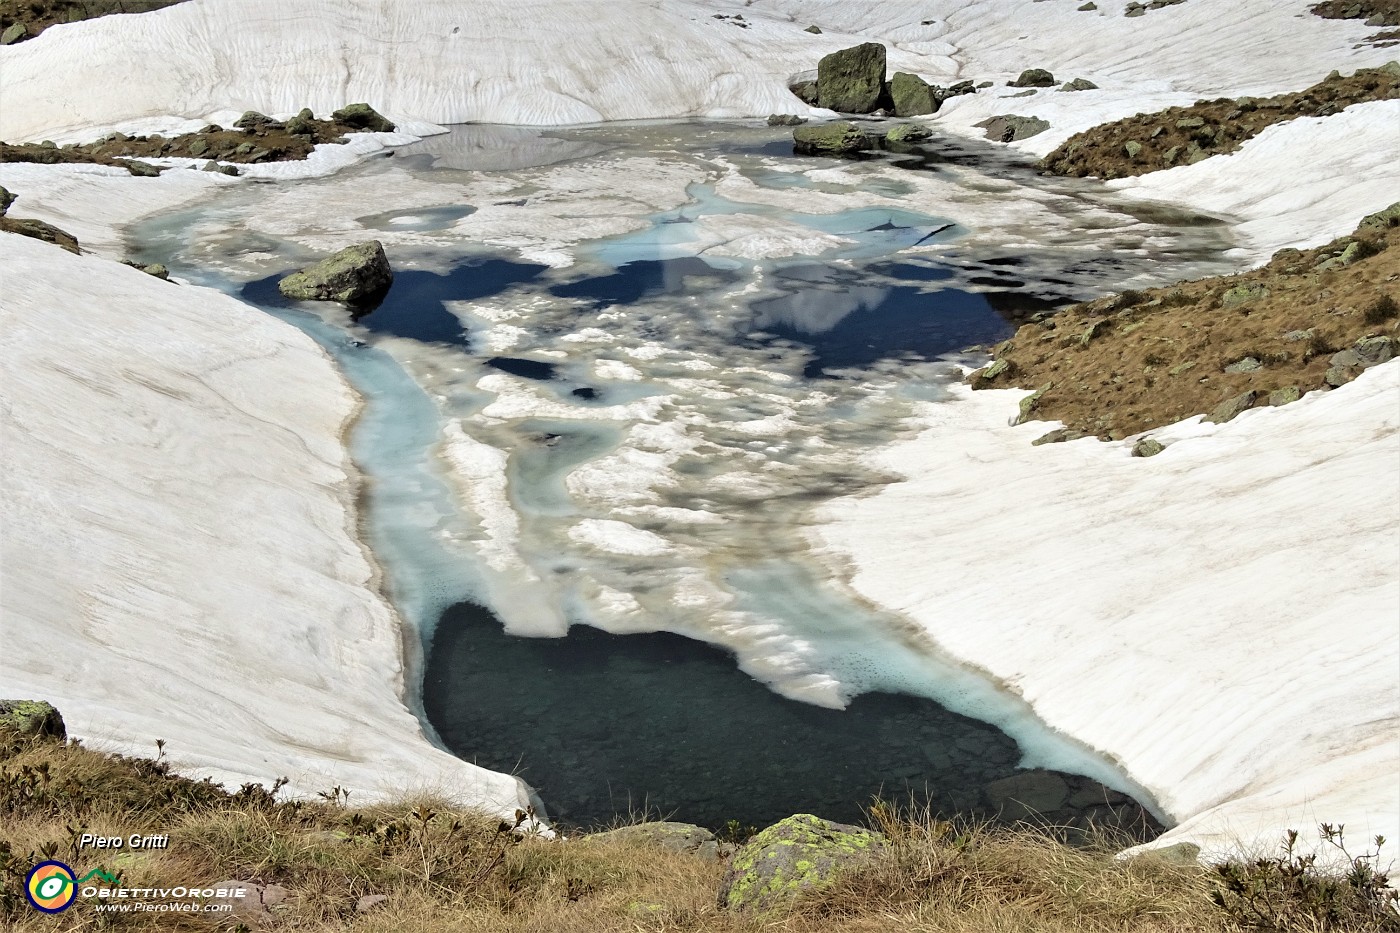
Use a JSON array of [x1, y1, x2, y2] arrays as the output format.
[[1040, 64, 1399, 180], [968, 205, 1400, 443], [0, 0, 185, 44]]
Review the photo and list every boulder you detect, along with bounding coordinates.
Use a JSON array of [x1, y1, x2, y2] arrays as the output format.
[[331, 103, 396, 133], [804, 24, 822, 34], [1220, 283, 1268, 307], [719, 814, 884, 911], [233, 111, 274, 129], [884, 122, 934, 145], [1223, 356, 1262, 374], [766, 114, 807, 126], [1354, 335, 1395, 365], [592, 822, 727, 861], [1009, 68, 1056, 88], [0, 184, 14, 216], [278, 241, 393, 303], [1078, 1, 1098, 8], [1131, 437, 1165, 457], [122, 160, 162, 177], [985, 770, 1070, 819], [1060, 77, 1099, 91], [1, 22, 27, 45], [817, 43, 888, 113], [792, 122, 877, 156], [1013, 383, 1052, 424], [1031, 427, 1086, 445], [789, 80, 820, 105], [1359, 201, 1400, 230], [1206, 390, 1258, 423], [0, 700, 66, 739], [890, 72, 939, 116], [0, 216, 80, 253], [1268, 386, 1302, 406], [978, 114, 1051, 142], [142, 263, 171, 280]]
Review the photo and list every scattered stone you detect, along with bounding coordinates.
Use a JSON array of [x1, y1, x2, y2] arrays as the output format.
[[817, 43, 888, 113], [890, 72, 940, 116], [985, 770, 1070, 819], [792, 122, 877, 156], [1132, 437, 1166, 457], [593, 822, 727, 861], [767, 114, 807, 126], [978, 114, 1051, 142], [355, 894, 388, 913], [976, 80, 994, 88], [1031, 427, 1085, 445], [331, 103, 396, 133], [1168, 360, 1198, 376], [1, 22, 28, 45], [1268, 386, 1302, 406], [789, 80, 820, 105], [1079, 1, 1099, 8], [1223, 356, 1262, 374], [121, 159, 162, 177], [141, 263, 170, 280], [1013, 383, 1052, 424], [719, 814, 884, 911], [1354, 335, 1396, 365], [1061, 77, 1100, 91], [278, 240, 393, 303], [1009, 68, 1056, 88], [0, 184, 14, 216], [233, 111, 275, 129], [1220, 283, 1269, 306], [1206, 390, 1258, 423], [1282, 329, 1314, 342], [804, 24, 822, 34], [0, 700, 66, 738], [1008, 89, 1038, 98], [969, 358, 1012, 388], [187, 137, 210, 157], [1124, 139, 1143, 159], [201, 161, 240, 176], [884, 122, 934, 145]]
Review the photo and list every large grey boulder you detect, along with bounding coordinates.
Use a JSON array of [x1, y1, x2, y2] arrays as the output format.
[[331, 103, 396, 133], [1009, 68, 1056, 87], [0, 700, 66, 739], [890, 72, 940, 116], [278, 241, 393, 302], [792, 122, 877, 156], [817, 43, 887, 113], [719, 814, 884, 912]]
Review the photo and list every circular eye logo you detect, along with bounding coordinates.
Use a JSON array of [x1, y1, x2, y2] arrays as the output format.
[[26, 861, 77, 913]]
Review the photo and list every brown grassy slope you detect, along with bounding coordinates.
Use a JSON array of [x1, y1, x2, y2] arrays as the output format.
[[0, 729, 1316, 933], [968, 207, 1400, 441], [1040, 64, 1398, 180], [0, 0, 185, 42]]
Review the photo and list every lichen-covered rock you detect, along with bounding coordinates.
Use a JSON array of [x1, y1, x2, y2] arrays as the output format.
[[1, 22, 28, 45], [1354, 335, 1396, 365], [278, 241, 393, 303], [0, 700, 66, 738], [1132, 437, 1166, 457], [766, 114, 807, 126], [817, 43, 887, 113], [332, 103, 396, 133], [1013, 383, 1052, 425], [792, 122, 877, 156], [978, 114, 1051, 142], [719, 814, 884, 911], [1359, 201, 1400, 230], [1061, 77, 1100, 91], [890, 72, 939, 116], [0, 184, 14, 216], [1220, 283, 1269, 307], [142, 263, 170, 280], [593, 822, 727, 861], [1268, 386, 1302, 406], [884, 122, 933, 145], [1009, 68, 1056, 88]]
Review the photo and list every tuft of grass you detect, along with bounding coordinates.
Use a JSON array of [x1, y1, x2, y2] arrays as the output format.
[[1364, 293, 1399, 326]]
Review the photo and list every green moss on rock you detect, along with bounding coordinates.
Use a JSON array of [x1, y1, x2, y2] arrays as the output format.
[[719, 813, 884, 912]]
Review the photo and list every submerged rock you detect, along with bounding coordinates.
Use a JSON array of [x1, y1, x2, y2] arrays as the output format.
[[792, 122, 877, 156], [332, 102, 396, 133], [890, 72, 939, 116], [278, 240, 393, 303], [985, 769, 1069, 819], [817, 42, 887, 113], [0, 699, 66, 738], [884, 122, 934, 145], [719, 814, 884, 911]]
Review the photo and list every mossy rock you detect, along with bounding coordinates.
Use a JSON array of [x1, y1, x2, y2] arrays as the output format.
[[719, 814, 884, 912], [885, 122, 933, 145], [890, 72, 939, 117], [0, 700, 66, 739], [278, 240, 393, 303], [332, 103, 396, 133], [792, 122, 877, 156], [789, 80, 820, 105], [817, 43, 887, 113]]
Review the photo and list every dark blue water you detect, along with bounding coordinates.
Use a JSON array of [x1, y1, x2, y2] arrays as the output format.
[[550, 256, 740, 306], [423, 602, 1160, 835]]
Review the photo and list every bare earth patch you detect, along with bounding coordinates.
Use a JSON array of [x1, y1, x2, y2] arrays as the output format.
[[968, 205, 1400, 442], [0, 0, 186, 44], [1040, 64, 1399, 180]]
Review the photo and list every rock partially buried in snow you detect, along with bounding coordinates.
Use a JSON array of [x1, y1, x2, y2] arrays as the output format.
[[1009, 67, 1056, 87], [331, 102, 396, 133], [817, 42, 887, 113], [1060, 77, 1099, 91], [278, 241, 393, 303], [978, 114, 1051, 142], [890, 72, 939, 116], [719, 814, 884, 911], [792, 122, 877, 156]]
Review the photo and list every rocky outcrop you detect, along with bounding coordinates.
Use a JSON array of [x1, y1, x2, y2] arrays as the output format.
[[331, 103, 397, 133], [817, 43, 887, 113], [719, 814, 884, 911], [278, 241, 393, 303], [0, 700, 66, 739], [890, 72, 939, 116], [1310, 0, 1400, 26], [792, 122, 877, 156]]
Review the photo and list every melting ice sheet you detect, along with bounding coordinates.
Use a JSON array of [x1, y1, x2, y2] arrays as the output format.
[[133, 120, 1240, 819]]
